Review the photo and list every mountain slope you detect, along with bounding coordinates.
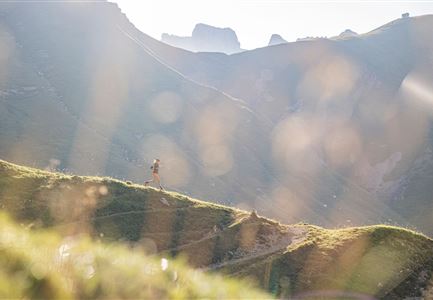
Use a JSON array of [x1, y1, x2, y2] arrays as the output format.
[[1, 1, 433, 236], [0, 159, 295, 268], [1, 159, 433, 299], [144, 15, 433, 235], [227, 224, 433, 299], [0, 1, 269, 208]]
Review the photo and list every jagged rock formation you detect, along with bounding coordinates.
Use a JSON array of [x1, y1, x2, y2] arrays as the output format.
[[296, 36, 327, 41], [268, 34, 287, 46], [161, 23, 242, 54], [337, 29, 358, 39]]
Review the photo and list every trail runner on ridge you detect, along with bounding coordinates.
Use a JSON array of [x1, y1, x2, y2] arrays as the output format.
[[144, 158, 164, 190]]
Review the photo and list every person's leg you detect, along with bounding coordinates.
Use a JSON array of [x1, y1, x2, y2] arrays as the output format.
[[154, 173, 163, 190], [144, 177, 154, 186], [148, 173, 157, 187]]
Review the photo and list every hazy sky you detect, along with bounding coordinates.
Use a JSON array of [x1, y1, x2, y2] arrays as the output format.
[[114, 0, 433, 49]]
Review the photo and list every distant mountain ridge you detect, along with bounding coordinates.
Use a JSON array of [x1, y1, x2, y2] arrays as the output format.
[[161, 23, 243, 54]]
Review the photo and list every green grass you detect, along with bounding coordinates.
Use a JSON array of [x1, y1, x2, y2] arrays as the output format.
[[0, 212, 269, 299], [0, 159, 250, 267], [2, 159, 433, 299], [227, 224, 433, 299]]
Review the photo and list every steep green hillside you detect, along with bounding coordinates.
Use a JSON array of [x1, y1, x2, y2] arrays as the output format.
[[1, 1, 432, 236], [222, 225, 433, 299], [1, 159, 433, 299], [0, 0, 265, 208], [0, 213, 268, 299], [0, 159, 293, 268]]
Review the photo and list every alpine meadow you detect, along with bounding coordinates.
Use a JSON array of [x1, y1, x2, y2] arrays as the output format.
[[0, 1, 433, 299]]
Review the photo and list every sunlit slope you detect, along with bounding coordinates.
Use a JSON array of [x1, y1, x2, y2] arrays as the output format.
[[1, 159, 433, 299], [0, 159, 293, 269], [0, 213, 268, 299], [1, 1, 431, 233], [0, 1, 265, 207], [144, 15, 433, 235], [222, 225, 433, 299]]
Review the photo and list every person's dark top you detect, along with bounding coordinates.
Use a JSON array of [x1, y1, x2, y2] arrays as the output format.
[[152, 161, 159, 174]]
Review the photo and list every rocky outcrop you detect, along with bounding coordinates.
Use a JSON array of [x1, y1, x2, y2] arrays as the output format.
[[268, 34, 287, 46], [161, 23, 242, 54], [338, 29, 358, 38]]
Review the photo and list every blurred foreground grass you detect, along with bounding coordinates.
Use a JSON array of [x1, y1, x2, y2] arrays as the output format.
[[0, 213, 269, 299]]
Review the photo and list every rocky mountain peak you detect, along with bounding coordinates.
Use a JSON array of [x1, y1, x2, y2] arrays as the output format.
[[161, 23, 242, 54], [268, 34, 287, 46]]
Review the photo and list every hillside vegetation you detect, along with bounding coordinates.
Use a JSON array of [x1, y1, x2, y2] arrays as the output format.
[[2, 2, 433, 236], [0, 1, 263, 210], [225, 225, 433, 299], [0, 213, 268, 299], [1, 159, 433, 299]]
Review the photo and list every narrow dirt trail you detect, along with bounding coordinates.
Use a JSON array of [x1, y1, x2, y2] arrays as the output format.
[[205, 227, 307, 271]]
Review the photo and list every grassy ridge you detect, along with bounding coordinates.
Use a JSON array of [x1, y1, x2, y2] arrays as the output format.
[[0, 159, 292, 269], [224, 224, 433, 299], [0, 159, 251, 266], [1, 159, 433, 299]]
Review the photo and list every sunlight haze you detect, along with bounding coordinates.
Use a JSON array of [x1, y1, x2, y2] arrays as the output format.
[[115, 0, 433, 49], [2, 1, 433, 298]]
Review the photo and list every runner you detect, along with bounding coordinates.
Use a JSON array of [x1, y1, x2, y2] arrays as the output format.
[[144, 158, 164, 190]]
